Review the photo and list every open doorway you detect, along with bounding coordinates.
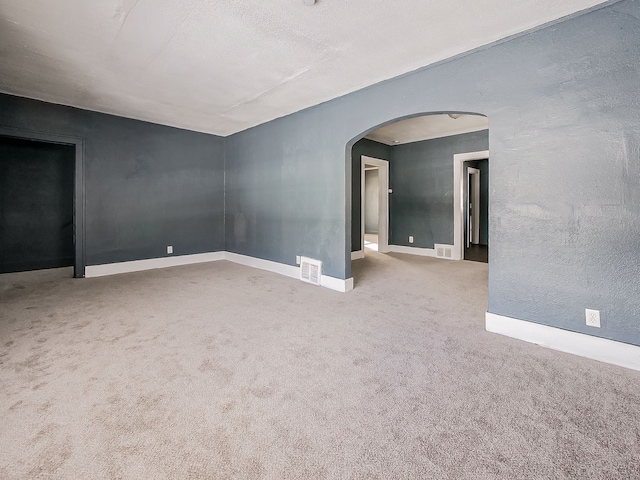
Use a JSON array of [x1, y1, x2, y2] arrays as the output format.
[[0, 136, 74, 274], [361, 156, 389, 257], [0, 129, 85, 278], [349, 113, 489, 279], [364, 163, 379, 251], [464, 159, 489, 263]]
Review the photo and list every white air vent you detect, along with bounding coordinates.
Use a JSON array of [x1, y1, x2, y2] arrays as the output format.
[[434, 244, 454, 259], [300, 257, 322, 286]]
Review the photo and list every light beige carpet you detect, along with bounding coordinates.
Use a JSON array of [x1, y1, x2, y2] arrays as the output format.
[[0, 252, 639, 479]]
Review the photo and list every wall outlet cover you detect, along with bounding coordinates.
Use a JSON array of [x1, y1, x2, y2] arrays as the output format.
[[167, 246, 173, 254], [585, 309, 601, 328], [409, 236, 414, 244]]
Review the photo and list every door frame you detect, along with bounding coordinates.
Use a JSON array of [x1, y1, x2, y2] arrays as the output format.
[[361, 155, 389, 255], [0, 126, 86, 278], [453, 150, 489, 261]]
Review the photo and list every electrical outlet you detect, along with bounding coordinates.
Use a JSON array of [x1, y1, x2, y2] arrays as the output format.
[[409, 236, 414, 244], [167, 245, 173, 254], [296, 255, 301, 265], [585, 309, 600, 328]]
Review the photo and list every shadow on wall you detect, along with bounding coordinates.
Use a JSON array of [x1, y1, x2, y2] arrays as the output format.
[[348, 112, 489, 261]]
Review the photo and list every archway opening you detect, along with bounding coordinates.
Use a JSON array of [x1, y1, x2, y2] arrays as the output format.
[[346, 112, 489, 283]]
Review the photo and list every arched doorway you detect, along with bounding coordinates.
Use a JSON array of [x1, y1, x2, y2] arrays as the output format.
[[346, 112, 489, 283]]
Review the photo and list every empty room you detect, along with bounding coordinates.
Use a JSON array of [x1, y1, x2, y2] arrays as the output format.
[[1, 0, 639, 478]]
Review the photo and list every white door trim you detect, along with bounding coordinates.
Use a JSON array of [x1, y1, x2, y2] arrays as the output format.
[[361, 156, 389, 254], [453, 151, 489, 260]]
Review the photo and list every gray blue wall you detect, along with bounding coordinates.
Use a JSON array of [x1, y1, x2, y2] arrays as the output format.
[[390, 131, 489, 249], [225, 0, 640, 346], [0, 94, 225, 267]]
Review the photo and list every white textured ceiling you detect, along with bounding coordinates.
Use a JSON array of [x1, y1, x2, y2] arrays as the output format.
[[0, 0, 606, 136], [366, 114, 489, 145]]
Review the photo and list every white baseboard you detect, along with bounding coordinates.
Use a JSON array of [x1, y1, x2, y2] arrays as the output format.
[[224, 252, 353, 293], [224, 252, 298, 280], [85, 252, 225, 277], [322, 275, 354, 293], [85, 251, 354, 293], [486, 312, 640, 372], [351, 250, 364, 260], [388, 245, 436, 257]]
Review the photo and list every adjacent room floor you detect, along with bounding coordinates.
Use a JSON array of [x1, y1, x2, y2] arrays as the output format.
[[464, 244, 489, 263], [1, 252, 638, 478], [363, 233, 379, 253]]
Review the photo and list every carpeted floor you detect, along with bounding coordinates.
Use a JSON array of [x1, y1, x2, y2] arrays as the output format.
[[1, 252, 639, 479]]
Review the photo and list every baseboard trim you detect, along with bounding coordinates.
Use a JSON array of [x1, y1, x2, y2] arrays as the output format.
[[322, 275, 354, 293], [224, 252, 299, 280], [486, 312, 640, 372], [351, 250, 364, 260], [85, 252, 225, 277], [86, 251, 354, 293], [224, 252, 353, 293], [388, 245, 436, 257]]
